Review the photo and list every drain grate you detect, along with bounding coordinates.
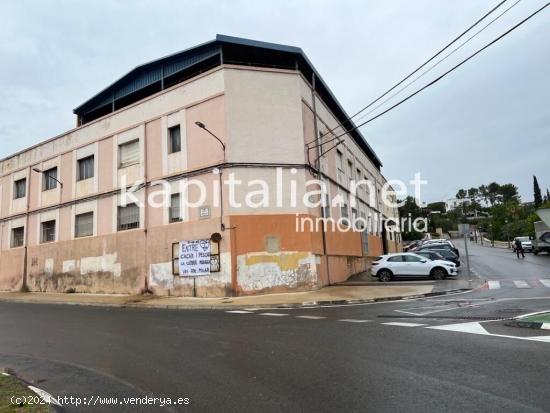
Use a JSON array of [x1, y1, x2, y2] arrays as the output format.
[[377, 314, 515, 321]]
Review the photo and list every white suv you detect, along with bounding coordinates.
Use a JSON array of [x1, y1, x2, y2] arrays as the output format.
[[370, 253, 458, 282]]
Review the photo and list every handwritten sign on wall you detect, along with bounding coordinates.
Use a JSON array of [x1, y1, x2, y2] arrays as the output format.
[[178, 239, 211, 276]]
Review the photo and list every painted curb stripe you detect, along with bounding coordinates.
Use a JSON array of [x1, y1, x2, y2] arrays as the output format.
[[295, 315, 326, 320], [259, 313, 288, 317], [338, 319, 371, 323], [28, 385, 61, 406], [225, 310, 253, 314]]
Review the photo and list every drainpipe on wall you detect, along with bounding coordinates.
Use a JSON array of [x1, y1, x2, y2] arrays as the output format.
[[142, 127, 152, 295], [20, 166, 31, 292], [311, 74, 331, 286]]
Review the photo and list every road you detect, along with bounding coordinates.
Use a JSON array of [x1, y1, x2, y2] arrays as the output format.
[[1, 240, 549, 412]]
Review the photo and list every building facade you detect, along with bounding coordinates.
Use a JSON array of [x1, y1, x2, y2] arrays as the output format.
[[0, 35, 401, 296]]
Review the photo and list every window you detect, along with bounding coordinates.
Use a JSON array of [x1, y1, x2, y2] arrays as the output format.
[[75, 212, 94, 238], [340, 202, 349, 220], [347, 160, 353, 185], [118, 204, 139, 231], [322, 193, 331, 218], [77, 156, 94, 181], [119, 140, 140, 168], [43, 167, 58, 191], [404, 255, 423, 262], [168, 125, 181, 154], [14, 178, 26, 199], [11, 227, 24, 248], [387, 256, 404, 262], [336, 150, 345, 184], [41, 220, 56, 243], [169, 193, 182, 223], [361, 230, 369, 255]]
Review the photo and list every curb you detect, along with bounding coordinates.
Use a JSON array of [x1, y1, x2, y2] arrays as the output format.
[[507, 320, 550, 330], [0, 288, 474, 311]]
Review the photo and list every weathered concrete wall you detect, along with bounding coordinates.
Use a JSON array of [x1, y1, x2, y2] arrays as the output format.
[[0, 248, 24, 291]]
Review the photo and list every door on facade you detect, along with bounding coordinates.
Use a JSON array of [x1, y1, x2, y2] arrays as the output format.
[[381, 220, 388, 254]]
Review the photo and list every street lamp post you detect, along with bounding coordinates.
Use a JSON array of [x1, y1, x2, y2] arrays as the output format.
[[194, 122, 226, 231]]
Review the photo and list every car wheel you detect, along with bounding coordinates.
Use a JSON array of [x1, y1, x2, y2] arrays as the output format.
[[534, 250, 539, 256], [378, 269, 393, 282], [431, 267, 446, 280]]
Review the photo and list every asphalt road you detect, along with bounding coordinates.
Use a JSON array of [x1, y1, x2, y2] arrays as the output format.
[[1, 240, 549, 412]]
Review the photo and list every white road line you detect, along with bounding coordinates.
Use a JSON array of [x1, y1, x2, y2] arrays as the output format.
[[513, 280, 531, 289], [338, 319, 371, 323], [259, 313, 288, 317], [225, 310, 254, 314], [487, 280, 500, 289], [28, 385, 61, 406], [382, 322, 426, 327], [539, 279, 550, 288], [295, 315, 327, 320]]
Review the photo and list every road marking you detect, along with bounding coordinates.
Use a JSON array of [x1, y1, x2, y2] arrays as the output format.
[[382, 322, 426, 327], [295, 315, 326, 320], [338, 319, 371, 323], [259, 313, 288, 317], [28, 386, 61, 406], [539, 279, 550, 288], [225, 310, 254, 314], [513, 280, 530, 289], [487, 280, 500, 289], [428, 322, 489, 335], [1, 372, 9, 376]]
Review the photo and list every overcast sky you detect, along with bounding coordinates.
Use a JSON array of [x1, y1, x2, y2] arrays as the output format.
[[1, 0, 548, 203]]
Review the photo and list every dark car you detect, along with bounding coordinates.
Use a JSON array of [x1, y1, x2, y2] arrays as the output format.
[[418, 242, 460, 257], [424, 248, 460, 267], [415, 250, 460, 267]]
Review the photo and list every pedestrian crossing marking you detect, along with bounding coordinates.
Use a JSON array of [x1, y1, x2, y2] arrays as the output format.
[[488, 281, 500, 289], [539, 279, 550, 288], [513, 280, 530, 289]]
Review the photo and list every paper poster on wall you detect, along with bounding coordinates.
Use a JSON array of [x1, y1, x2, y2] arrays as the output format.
[[178, 239, 211, 276]]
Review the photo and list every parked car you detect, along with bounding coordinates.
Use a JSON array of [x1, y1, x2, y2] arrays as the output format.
[[533, 221, 550, 255], [512, 236, 533, 253], [426, 248, 460, 267], [417, 242, 460, 257], [370, 253, 458, 282], [415, 250, 460, 267]]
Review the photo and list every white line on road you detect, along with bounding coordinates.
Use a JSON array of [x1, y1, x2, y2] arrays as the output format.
[[225, 310, 254, 314], [487, 280, 501, 289], [28, 385, 61, 407], [382, 322, 426, 327], [259, 313, 288, 317], [295, 315, 327, 320], [513, 280, 531, 289], [539, 279, 550, 288], [338, 319, 371, 323]]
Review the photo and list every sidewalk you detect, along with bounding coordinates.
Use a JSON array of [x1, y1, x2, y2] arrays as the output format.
[[0, 281, 471, 310]]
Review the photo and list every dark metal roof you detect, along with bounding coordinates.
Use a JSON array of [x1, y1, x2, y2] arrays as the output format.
[[74, 34, 382, 168]]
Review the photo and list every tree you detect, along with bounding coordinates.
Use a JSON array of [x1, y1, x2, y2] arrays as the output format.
[[499, 183, 520, 204], [546, 188, 550, 203], [487, 182, 501, 206], [456, 189, 467, 199], [533, 175, 543, 207]]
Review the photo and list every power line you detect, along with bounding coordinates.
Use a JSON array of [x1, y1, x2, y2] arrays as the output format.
[[305, 0, 509, 147], [349, 0, 523, 128], [314, 2, 549, 161]]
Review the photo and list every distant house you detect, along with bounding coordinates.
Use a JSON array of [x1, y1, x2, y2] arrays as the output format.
[[445, 198, 471, 212]]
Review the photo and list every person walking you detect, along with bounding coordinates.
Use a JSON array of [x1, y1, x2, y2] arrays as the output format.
[[514, 238, 525, 259]]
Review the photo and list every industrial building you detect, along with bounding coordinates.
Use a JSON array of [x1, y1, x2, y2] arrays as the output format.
[[0, 35, 401, 296]]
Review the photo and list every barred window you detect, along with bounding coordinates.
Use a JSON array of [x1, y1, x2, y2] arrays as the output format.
[[43, 167, 58, 191], [169, 193, 182, 223], [118, 204, 139, 231], [77, 156, 94, 181], [75, 212, 94, 238], [41, 220, 56, 243], [168, 125, 181, 154], [119, 140, 140, 168], [11, 227, 24, 248], [340, 203, 349, 219], [14, 178, 26, 199]]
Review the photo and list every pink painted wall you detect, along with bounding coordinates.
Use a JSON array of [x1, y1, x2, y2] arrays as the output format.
[[186, 95, 226, 170]]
